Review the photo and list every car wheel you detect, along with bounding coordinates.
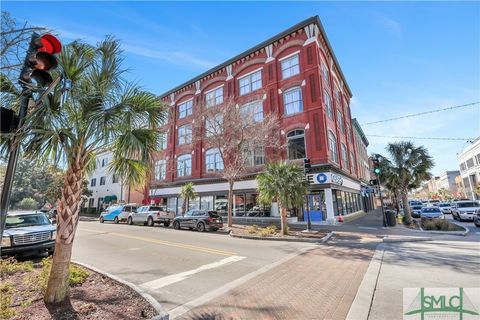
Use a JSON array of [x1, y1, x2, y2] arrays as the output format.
[[100, 216, 104, 223], [197, 222, 205, 232], [147, 216, 154, 227], [173, 221, 180, 230], [114, 217, 119, 224], [163, 221, 170, 228], [128, 217, 133, 225]]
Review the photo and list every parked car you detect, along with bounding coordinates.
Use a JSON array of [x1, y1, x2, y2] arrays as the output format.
[[452, 201, 480, 222], [411, 205, 423, 218], [172, 210, 223, 232], [409, 200, 422, 207], [246, 205, 271, 217], [128, 205, 174, 227], [473, 211, 480, 227], [420, 206, 444, 220], [438, 202, 452, 214], [2, 211, 56, 257], [99, 204, 138, 224]]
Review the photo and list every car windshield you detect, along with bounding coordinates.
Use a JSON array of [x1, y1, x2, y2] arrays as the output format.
[[457, 202, 477, 208], [422, 208, 440, 213], [439, 204, 450, 207], [5, 213, 51, 229], [106, 205, 123, 213], [412, 206, 422, 210], [149, 207, 163, 211]]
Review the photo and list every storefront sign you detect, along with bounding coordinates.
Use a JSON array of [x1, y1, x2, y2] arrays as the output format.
[[308, 172, 360, 191]]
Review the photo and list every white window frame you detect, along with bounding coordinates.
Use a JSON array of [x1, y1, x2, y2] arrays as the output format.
[[205, 85, 224, 108], [280, 53, 300, 79], [350, 152, 356, 173], [324, 90, 333, 119], [321, 62, 330, 86], [241, 101, 264, 122], [177, 154, 192, 177], [178, 124, 192, 145], [337, 109, 344, 133], [238, 69, 262, 96], [155, 159, 166, 181], [286, 129, 306, 160], [328, 130, 338, 163], [205, 148, 224, 172], [341, 143, 348, 169], [178, 99, 193, 119], [158, 132, 167, 150], [283, 87, 303, 116], [243, 147, 265, 167], [205, 113, 223, 137]]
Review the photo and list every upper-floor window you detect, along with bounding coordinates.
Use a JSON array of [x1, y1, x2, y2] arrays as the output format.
[[476, 154, 480, 165], [350, 152, 356, 173], [101, 158, 108, 167], [177, 154, 192, 177], [321, 63, 329, 86], [178, 124, 192, 145], [158, 132, 167, 150], [243, 147, 265, 166], [205, 113, 223, 137], [280, 54, 300, 79], [337, 110, 344, 134], [112, 174, 119, 184], [460, 162, 466, 171], [334, 88, 341, 107], [287, 129, 306, 160], [324, 90, 333, 119], [178, 100, 193, 119], [100, 176, 106, 186], [241, 101, 264, 122], [283, 87, 303, 116], [466, 158, 475, 168], [341, 144, 348, 169], [239, 70, 262, 95], [155, 159, 166, 180], [205, 148, 224, 172], [90, 178, 96, 187], [328, 130, 338, 163], [205, 86, 223, 108]]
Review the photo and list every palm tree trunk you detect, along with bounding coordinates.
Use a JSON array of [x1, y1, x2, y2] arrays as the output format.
[[44, 162, 84, 304], [182, 198, 186, 216], [280, 206, 288, 235], [401, 188, 412, 224], [227, 180, 234, 227]]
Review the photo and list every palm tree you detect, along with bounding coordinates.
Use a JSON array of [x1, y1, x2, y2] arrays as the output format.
[[256, 162, 308, 235], [385, 141, 433, 224], [180, 182, 196, 216], [3, 38, 166, 303]]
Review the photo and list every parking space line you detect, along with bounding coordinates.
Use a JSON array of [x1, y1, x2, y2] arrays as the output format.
[[78, 228, 237, 256], [140, 255, 246, 291]]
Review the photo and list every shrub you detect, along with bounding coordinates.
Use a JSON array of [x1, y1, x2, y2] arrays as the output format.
[[421, 219, 462, 231], [259, 225, 277, 237], [246, 225, 259, 234], [0, 282, 15, 319], [0, 257, 33, 276], [14, 197, 39, 210]]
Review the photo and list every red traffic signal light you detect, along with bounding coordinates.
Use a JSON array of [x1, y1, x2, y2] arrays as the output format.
[[20, 33, 62, 88]]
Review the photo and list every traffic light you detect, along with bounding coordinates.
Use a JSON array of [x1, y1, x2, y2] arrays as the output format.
[[372, 158, 381, 175], [19, 33, 62, 89], [303, 158, 311, 174], [0, 107, 19, 134], [369, 179, 378, 186]]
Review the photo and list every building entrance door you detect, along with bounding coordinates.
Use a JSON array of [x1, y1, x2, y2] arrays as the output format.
[[304, 193, 326, 222]]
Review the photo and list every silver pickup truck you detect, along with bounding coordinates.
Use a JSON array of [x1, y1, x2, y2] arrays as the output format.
[[127, 205, 175, 227], [1, 211, 56, 257]]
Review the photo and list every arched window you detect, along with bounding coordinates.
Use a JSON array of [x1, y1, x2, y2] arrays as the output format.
[[328, 130, 338, 163], [287, 129, 306, 160], [205, 148, 224, 172], [177, 154, 192, 177]]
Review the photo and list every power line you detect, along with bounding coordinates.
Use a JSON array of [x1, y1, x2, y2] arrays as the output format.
[[366, 135, 475, 141], [361, 101, 480, 126]]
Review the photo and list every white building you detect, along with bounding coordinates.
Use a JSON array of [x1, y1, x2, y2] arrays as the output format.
[[83, 150, 144, 212], [437, 171, 460, 196], [458, 138, 480, 200]]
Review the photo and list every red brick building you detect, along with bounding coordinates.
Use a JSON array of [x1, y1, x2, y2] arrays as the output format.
[[148, 16, 366, 223]]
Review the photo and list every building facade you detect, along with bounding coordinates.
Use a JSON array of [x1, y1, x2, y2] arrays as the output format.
[[83, 150, 143, 212], [437, 171, 460, 197], [148, 16, 364, 223], [458, 138, 480, 200]]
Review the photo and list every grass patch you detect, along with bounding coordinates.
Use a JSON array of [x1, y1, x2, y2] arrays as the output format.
[[421, 219, 463, 231], [0, 257, 33, 276], [245, 225, 259, 234], [0, 282, 16, 319]]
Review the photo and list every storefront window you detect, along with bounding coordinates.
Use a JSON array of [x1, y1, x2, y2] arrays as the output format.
[[234, 194, 246, 216], [200, 196, 214, 210], [189, 197, 200, 210], [214, 195, 229, 217], [167, 197, 177, 215]]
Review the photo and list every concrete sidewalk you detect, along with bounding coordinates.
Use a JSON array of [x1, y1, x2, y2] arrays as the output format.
[[348, 240, 480, 320], [178, 241, 378, 320]]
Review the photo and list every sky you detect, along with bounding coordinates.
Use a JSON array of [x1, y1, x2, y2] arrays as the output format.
[[4, 1, 479, 176]]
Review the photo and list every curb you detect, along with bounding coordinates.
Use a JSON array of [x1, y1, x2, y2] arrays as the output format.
[[72, 260, 169, 320], [418, 222, 469, 236], [229, 231, 334, 243], [346, 242, 385, 320], [382, 235, 433, 243]]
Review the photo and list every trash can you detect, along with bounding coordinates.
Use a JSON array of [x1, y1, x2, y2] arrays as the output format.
[[385, 209, 397, 227]]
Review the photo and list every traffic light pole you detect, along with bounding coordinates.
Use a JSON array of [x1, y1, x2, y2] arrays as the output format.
[[377, 173, 387, 227], [0, 91, 32, 238], [305, 194, 312, 231]]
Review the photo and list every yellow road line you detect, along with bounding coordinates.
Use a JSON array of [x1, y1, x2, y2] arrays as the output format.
[[78, 228, 236, 257]]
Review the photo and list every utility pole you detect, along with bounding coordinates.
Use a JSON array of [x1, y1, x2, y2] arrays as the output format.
[[303, 158, 313, 232]]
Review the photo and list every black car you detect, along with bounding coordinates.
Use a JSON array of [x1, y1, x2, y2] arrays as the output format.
[[173, 210, 223, 232], [246, 206, 271, 217]]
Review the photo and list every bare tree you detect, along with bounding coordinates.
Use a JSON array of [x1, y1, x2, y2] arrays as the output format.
[[1, 11, 48, 79], [195, 94, 282, 227]]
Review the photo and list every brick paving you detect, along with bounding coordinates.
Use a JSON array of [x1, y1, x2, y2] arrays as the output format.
[[179, 240, 377, 320]]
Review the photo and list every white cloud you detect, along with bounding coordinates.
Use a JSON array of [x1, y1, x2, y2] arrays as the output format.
[[376, 13, 402, 38]]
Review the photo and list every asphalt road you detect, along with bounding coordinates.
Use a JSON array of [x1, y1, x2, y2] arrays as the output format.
[[444, 212, 480, 233], [72, 221, 316, 316]]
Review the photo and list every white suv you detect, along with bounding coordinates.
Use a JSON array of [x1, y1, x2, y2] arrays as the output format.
[[452, 201, 480, 222]]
